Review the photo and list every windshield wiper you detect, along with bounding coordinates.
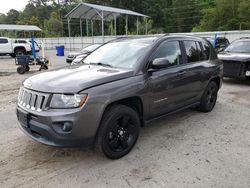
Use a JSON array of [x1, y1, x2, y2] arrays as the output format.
[[90, 62, 113, 67]]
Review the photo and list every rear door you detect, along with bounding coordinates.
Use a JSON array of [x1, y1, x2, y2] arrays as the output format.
[[179, 40, 210, 104], [0, 38, 12, 53]]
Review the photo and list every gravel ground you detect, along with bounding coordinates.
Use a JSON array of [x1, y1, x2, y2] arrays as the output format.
[[0, 52, 250, 188]]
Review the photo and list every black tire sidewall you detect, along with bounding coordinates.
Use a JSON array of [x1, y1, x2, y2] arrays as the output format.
[[97, 105, 140, 159], [199, 81, 218, 112], [15, 49, 25, 56]]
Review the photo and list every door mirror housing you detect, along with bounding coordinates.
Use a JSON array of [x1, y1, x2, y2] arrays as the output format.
[[150, 58, 171, 70]]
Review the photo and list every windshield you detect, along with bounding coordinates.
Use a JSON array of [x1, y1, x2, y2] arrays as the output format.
[[225, 41, 250, 53], [81, 44, 101, 52], [83, 41, 151, 69]]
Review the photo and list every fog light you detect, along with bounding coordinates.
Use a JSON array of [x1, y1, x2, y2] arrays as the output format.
[[62, 122, 73, 132]]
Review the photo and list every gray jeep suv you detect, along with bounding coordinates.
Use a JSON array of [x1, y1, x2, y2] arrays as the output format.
[[16, 35, 223, 159]]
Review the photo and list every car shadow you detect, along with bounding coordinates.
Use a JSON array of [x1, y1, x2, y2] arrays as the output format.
[[223, 77, 250, 86], [21, 108, 200, 165]]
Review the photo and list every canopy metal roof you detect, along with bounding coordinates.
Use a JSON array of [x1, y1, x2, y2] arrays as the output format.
[[65, 2, 149, 21], [0, 24, 41, 31]]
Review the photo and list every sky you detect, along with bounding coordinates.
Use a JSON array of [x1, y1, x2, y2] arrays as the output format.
[[0, 0, 29, 14]]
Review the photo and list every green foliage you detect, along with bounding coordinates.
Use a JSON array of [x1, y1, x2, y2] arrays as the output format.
[[44, 12, 63, 37]]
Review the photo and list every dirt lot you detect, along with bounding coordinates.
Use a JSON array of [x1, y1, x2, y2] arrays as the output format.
[[0, 52, 250, 188]]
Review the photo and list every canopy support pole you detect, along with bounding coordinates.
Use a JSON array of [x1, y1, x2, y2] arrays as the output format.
[[80, 18, 83, 48], [67, 17, 71, 51], [137, 16, 139, 35], [101, 10, 104, 43], [114, 15, 117, 36], [91, 20, 94, 44], [145, 17, 148, 35], [126, 15, 128, 35], [86, 19, 89, 37]]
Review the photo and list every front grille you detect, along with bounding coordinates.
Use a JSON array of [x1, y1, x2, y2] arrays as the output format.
[[222, 60, 245, 77], [18, 87, 50, 112]]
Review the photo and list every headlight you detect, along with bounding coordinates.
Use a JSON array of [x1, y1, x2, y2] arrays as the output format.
[[50, 94, 88, 108]]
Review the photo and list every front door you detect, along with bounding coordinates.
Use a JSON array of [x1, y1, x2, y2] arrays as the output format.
[[146, 40, 190, 118]]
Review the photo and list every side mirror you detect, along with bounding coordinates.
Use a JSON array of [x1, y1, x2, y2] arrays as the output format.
[[150, 58, 171, 70]]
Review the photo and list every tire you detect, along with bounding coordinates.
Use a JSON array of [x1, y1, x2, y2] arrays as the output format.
[[17, 66, 26, 74], [96, 105, 140, 159], [198, 81, 218, 112], [25, 65, 30, 72], [15, 49, 25, 56]]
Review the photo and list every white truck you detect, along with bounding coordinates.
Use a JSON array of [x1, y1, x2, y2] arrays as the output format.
[[0, 37, 32, 57]]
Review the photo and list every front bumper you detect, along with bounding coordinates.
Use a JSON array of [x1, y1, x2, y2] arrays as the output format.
[[16, 103, 101, 147], [222, 60, 248, 78]]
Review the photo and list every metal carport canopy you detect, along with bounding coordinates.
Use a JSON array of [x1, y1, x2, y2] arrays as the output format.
[[0, 24, 41, 31], [65, 2, 149, 21], [65, 2, 149, 41]]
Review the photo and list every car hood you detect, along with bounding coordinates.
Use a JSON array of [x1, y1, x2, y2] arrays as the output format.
[[68, 51, 90, 57], [218, 52, 250, 62], [23, 65, 134, 93]]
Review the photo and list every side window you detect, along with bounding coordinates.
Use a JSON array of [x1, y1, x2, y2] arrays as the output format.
[[183, 41, 200, 63], [18, 40, 27, 43], [201, 42, 210, 60], [0, 38, 8, 44], [151, 41, 182, 67]]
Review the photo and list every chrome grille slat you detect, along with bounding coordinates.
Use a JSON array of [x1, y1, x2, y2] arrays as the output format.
[[18, 87, 50, 112]]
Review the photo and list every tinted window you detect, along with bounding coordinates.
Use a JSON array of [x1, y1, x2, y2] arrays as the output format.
[[18, 40, 27, 43], [184, 41, 200, 63], [0, 38, 8, 44], [201, 42, 210, 60], [151, 41, 182, 66]]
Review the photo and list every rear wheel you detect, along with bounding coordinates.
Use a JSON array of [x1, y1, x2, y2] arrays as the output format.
[[15, 49, 25, 56], [96, 105, 140, 159], [198, 81, 218, 112]]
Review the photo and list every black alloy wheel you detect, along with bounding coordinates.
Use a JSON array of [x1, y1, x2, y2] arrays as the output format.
[[198, 81, 218, 112], [96, 105, 140, 159], [106, 115, 137, 153]]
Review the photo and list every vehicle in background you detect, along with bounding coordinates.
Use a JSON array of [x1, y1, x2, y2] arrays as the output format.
[[218, 38, 250, 80], [0, 37, 32, 57], [206, 37, 230, 53], [17, 35, 223, 159], [66, 44, 101, 63], [15, 39, 40, 52]]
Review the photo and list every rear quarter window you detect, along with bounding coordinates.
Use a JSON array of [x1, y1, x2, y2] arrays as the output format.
[[0, 38, 8, 44]]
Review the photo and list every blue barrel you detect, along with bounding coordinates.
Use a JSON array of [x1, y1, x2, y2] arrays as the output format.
[[56, 46, 64, 56]]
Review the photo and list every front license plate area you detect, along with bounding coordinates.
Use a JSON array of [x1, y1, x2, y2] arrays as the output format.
[[17, 110, 30, 128], [246, 71, 250, 76]]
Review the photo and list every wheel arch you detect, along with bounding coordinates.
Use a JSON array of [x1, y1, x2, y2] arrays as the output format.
[[209, 76, 221, 89], [14, 46, 26, 53], [103, 96, 144, 126]]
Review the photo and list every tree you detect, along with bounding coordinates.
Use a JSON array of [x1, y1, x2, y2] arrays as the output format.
[[44, 12, 63, 37], [5, 9, 20, 24]]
